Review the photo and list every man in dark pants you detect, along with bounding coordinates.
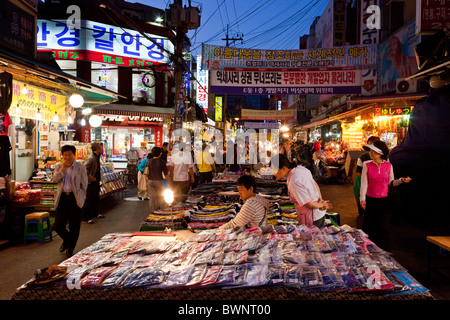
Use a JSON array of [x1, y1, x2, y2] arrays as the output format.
[[82, 142, 103, 223], [52, 145, 88, 257]]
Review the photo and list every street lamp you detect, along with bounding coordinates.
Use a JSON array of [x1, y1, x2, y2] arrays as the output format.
[[163, 189, 174, 232]]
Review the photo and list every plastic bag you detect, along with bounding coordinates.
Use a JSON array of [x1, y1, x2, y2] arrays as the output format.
[[120, 267, 166, 287], [80, 266, 117, 289], [101, 266, 134, 288], [300, 266, 323, 289], [199, 265, 223, 286], [284, 265, 302, 286], [267, 264, 285, 285], [158, 265, 194, 288], [185, 265, 208, 287], [241, 264, 268, 287]]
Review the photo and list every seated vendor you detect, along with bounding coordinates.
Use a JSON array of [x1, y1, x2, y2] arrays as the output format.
[[218, 175, 270, 230]]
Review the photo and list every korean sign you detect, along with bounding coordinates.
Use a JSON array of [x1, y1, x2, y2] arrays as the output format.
[[360, 0, 380, 96], [416, 0, 450, 34], [201, 43, 376, 71], [37, 20, 174, 67], [215, 96, 223, 122], [196, 55, 209, 114], [241, 109, 295, 121], [209, 70, 362, 95], [374, 107, 414, 116], [9, 82, 67, 122]]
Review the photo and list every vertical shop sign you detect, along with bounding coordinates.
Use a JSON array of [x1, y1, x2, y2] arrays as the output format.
[[360, 0, 379, 96], [215, 96, 223, 122], [196, 55, 209, 114], [154, 126, 163, 147], [333, 0, 346, 47], [416, 0, 450, 34]]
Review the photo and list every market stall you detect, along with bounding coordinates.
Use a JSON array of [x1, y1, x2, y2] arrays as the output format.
[[12, 224, 433, 300]]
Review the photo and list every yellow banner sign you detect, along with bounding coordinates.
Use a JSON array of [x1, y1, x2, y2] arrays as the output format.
[[241, 108, 295, 120], [9, 81, 67, 122]]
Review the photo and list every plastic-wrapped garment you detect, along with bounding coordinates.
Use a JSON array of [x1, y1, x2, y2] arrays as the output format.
[[304, 252, 326, 267], [80, 266, 117, 289], [209, 251, 225, 265], [158, 265, 194, 288], [284, 265, 303, 286], [240, 264, 268, 287], [185, 265, 208, 287], [118, 254, 143, 268], [300, 266, 323, 290], [370, 254, 405, 272], [318, 267, 347, 292], [235, 251, 249, 265], [101, 266, 134, 288], [134, 254, 161, 268], [223, 251, 236, 265], [336, 266, 363, 289], [193, 250, 215, 265], [267, 264, 285, 285], [387, 271, 429, 296], [102, 250, 129, 266], [215, 265, 236, 286], [199, 265, 223, 286], [120, 267, 167, 288], [234, 264, 247, 286]]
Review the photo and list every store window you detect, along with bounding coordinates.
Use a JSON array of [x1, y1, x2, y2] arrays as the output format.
[[132, 69, 156, 105], [91, 62, 118, 92]]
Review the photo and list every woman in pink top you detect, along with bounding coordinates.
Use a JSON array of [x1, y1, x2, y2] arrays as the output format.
[[360, 140, 411, 251]]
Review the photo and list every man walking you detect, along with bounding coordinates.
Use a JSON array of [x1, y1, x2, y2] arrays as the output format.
[[82, 142, 103, 223], [52, 145, 88, 257]]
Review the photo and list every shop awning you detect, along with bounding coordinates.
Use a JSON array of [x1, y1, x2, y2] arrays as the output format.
[[347, 93, 427, 105], [93, 104, 175, 118], [0, 47, 123, 106]]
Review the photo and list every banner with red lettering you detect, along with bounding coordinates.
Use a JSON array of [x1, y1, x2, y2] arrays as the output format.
[[209, 69, 361, 95]]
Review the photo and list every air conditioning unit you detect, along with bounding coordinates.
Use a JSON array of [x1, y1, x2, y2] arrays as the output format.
[[396, 78, 417, 94]]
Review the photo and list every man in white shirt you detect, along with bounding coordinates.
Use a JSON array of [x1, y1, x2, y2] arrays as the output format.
[[168, 142, 195, 203]]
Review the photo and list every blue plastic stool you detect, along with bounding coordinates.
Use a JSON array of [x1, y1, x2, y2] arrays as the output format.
[[24, 212, 53, 244]]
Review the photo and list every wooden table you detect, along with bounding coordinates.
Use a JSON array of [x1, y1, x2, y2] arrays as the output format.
[[426, 236, 450, 281]]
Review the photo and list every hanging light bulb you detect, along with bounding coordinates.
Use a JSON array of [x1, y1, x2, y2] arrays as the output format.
[[15, 103, 21, 115], [69, 93, 84, 108], [67, 115, 74, 124], [36, 108, 42, 121], [53, 112, 59, 122], [89, 114, 102, 127], [21, 84, 28, 95], [80, 117, 86, 126]]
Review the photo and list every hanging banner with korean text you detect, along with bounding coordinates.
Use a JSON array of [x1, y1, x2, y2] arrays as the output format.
[[196, 55, 209, 114], [9, 81, 67, 122], [201, 43, 376, 71], [37, 20, 174, 67], [209, 69, 362, 95], [241, 109, 295, 121]]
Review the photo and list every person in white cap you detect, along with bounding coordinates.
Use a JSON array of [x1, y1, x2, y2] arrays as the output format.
[[360, 140, 411, 251]]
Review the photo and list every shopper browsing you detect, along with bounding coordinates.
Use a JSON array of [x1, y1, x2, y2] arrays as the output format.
[[137, 155, 148, 200], [52, 144, 88, 257], [168, 142, 195, 203], [359, 140, 412, 251], [146, 147, 168, 213], [82, 142, 103, 224], [219, 175, 270, 230], [272, 154, 332, 228]]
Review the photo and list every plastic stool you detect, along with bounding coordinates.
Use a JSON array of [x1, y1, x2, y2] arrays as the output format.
[[24, 212, 53, 244]]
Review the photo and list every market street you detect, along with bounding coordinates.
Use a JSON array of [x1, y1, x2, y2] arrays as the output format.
[[0, 183, 449, 300]]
